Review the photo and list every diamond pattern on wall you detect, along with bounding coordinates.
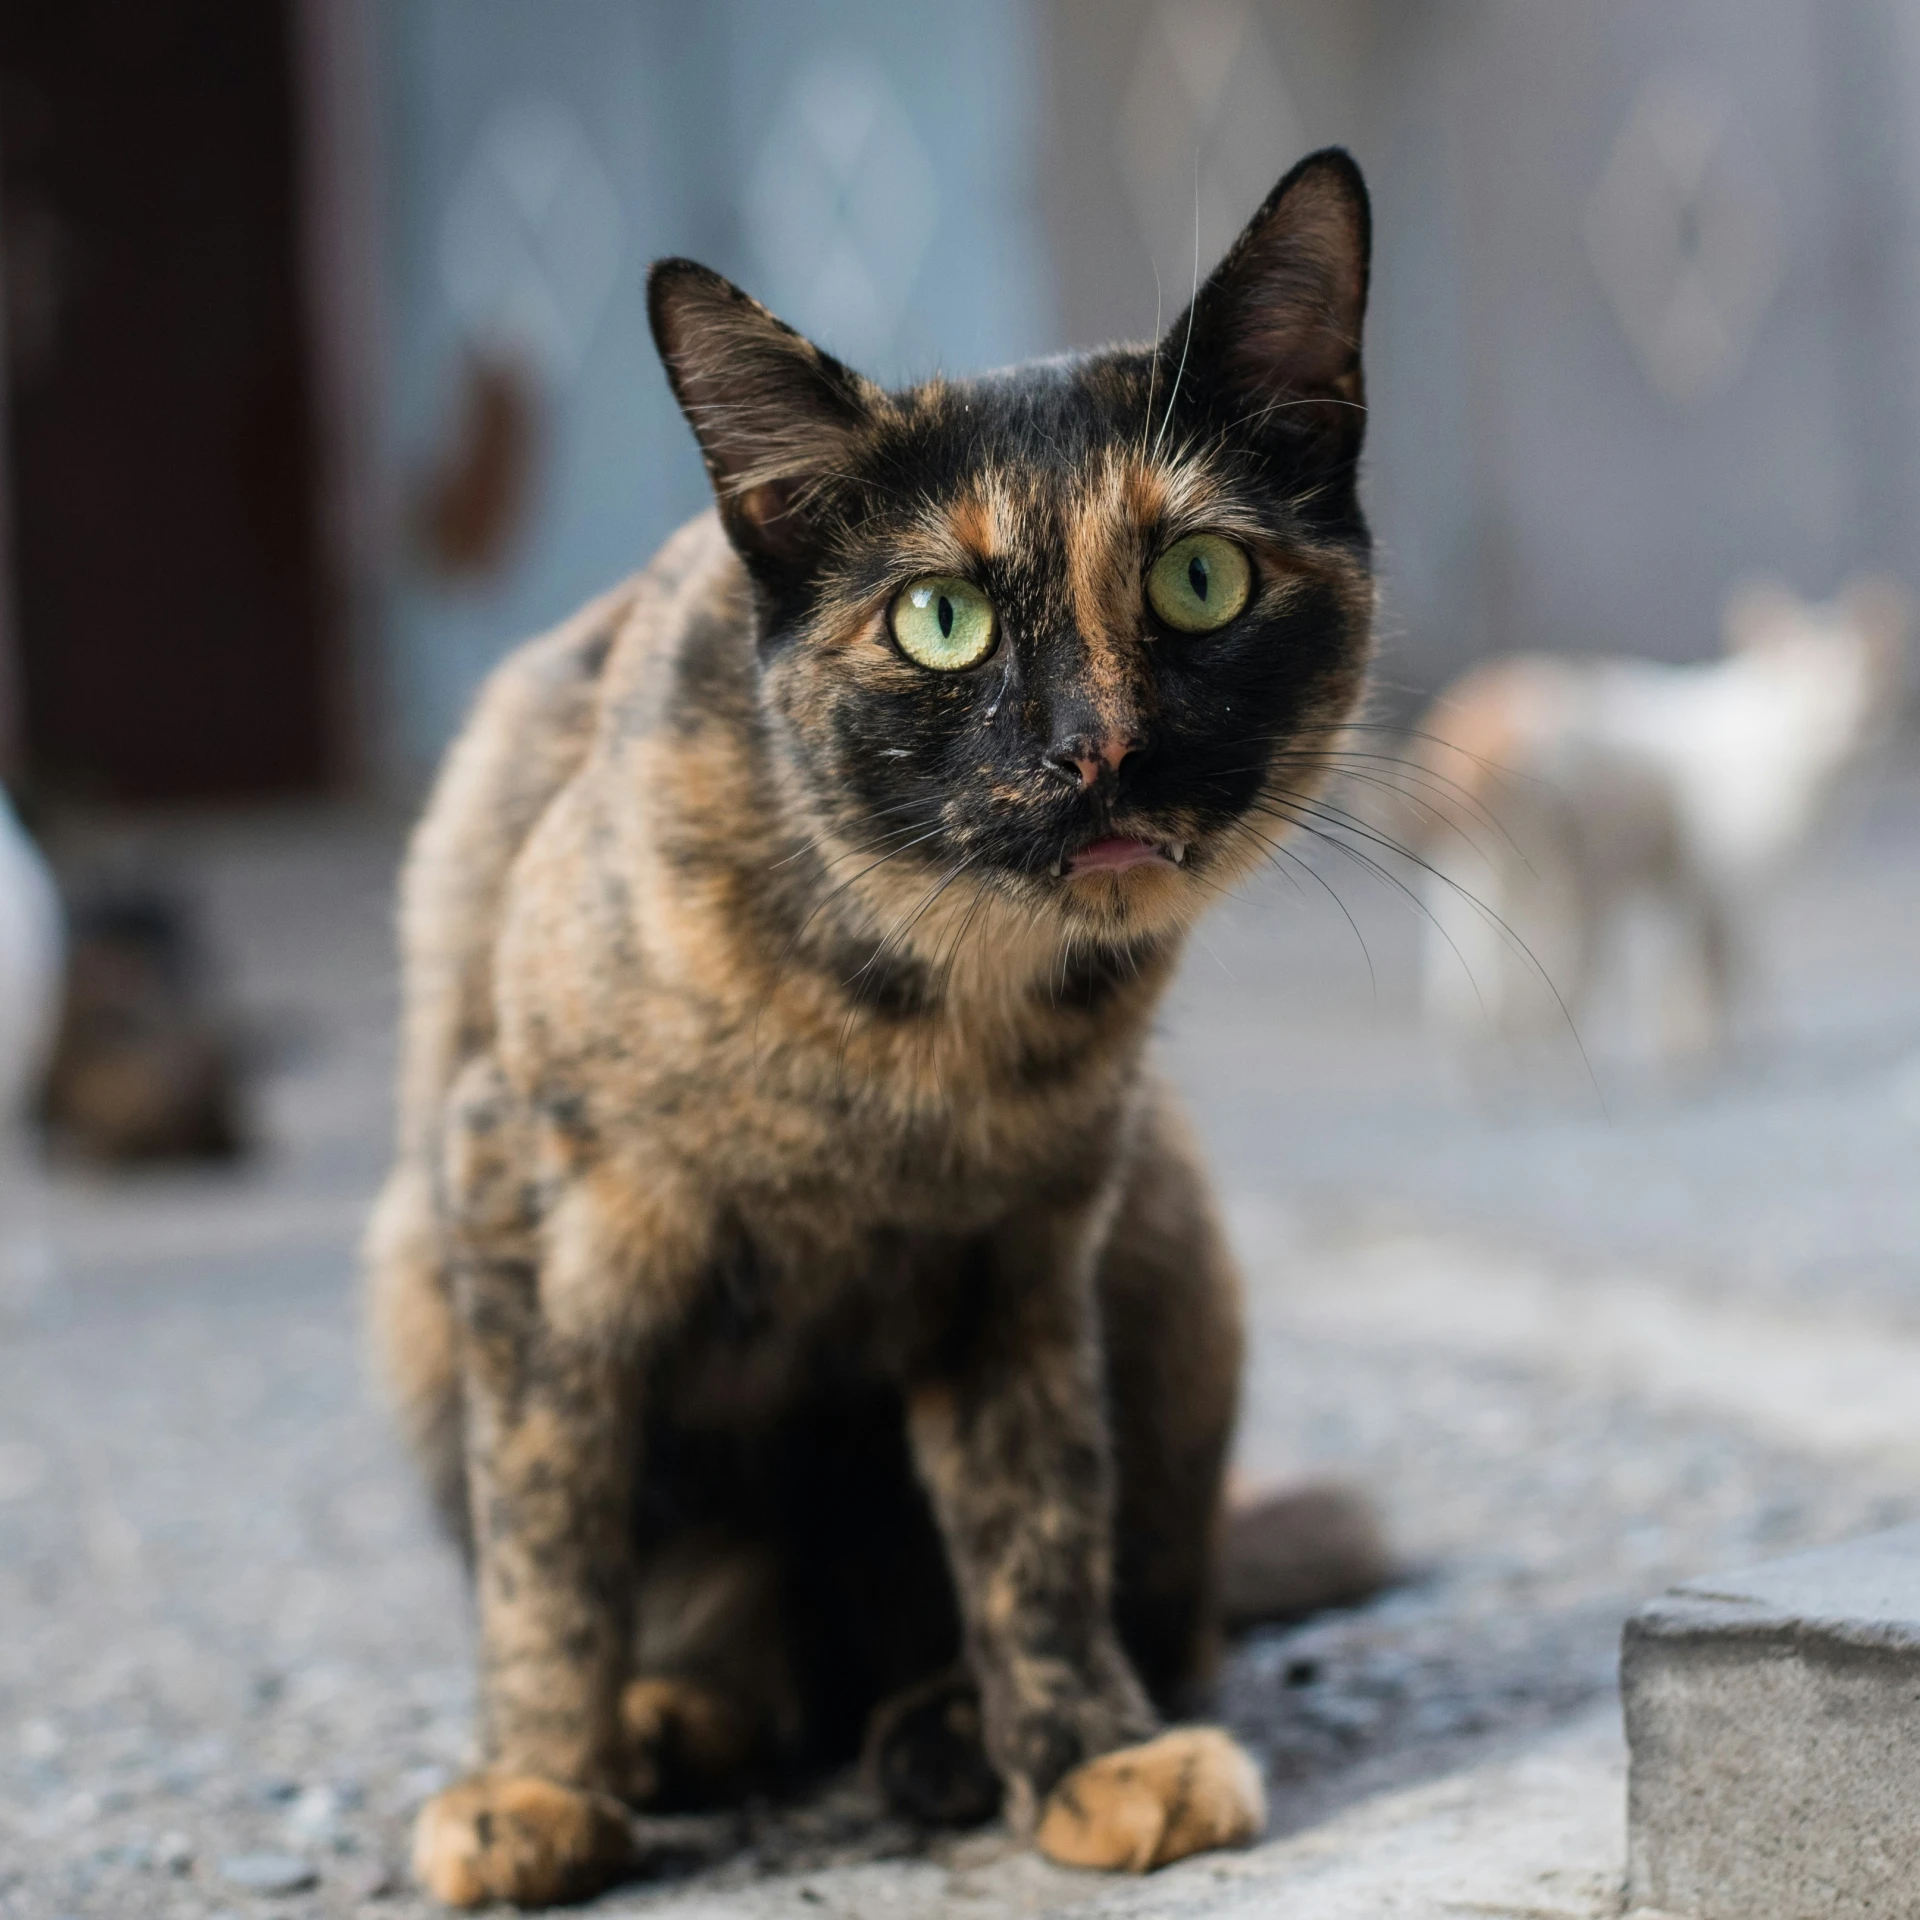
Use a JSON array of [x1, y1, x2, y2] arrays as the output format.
[[741, 52, 939, 370], [438, 98, 623, 387], [1584, 71, 1786, 407], [1119, 0, 1303, 298]]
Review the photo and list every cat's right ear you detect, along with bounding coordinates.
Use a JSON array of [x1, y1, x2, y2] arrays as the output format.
[[1166, 148, 1371, 468], [648, 261, 881, 569]]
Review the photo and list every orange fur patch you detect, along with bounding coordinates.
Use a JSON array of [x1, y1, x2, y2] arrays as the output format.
[[1063, 455, 1158, 736], [620, 1675, 758, 1801], [947, 488, 999, 559]]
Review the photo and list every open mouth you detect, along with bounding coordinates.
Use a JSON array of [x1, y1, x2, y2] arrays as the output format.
[[1055, 834, 1187, 878]]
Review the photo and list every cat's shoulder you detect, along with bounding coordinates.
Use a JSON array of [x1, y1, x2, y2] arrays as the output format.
[[414, 514, 734, 847], [591, 510, 754, 749], [489, 509, 736, 728], [396, 517, 722, 960]]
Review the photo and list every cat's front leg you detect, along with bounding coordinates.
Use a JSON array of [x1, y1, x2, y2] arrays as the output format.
[[412, 1066, 692, 1907], [412, 1252, 640, 1906], [907, 1202, 1266, 1872]]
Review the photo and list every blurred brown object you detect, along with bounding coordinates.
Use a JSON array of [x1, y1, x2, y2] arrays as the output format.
[[409, 349, 543, 580], [41, 890, 244, 1163], [1220, 1478, 1396, 1631]]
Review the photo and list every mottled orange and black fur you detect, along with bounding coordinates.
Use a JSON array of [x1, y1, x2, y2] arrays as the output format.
[[368, 150, 1376, 1906]]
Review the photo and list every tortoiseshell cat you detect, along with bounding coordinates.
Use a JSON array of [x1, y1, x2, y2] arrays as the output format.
[[368, 149, 1375, 1906]]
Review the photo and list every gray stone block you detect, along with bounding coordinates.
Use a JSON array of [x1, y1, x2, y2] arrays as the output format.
[[1623, 1524, 1920, 1920]]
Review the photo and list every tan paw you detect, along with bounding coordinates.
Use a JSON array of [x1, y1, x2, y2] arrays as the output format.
[[620, 1674, 755, 1804], [412, 1774, 637, 1907], [1034, 1727, 1266, 1872]]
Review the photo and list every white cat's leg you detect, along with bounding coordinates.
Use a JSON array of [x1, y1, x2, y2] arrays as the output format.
[[1419, 846, 1512, 1041], [1660, 881, 1741, 1067]]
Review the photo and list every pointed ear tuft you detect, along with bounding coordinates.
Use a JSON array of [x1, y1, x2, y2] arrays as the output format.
[[647, 261, 880, 566], [1168, 149, 1371, 463]]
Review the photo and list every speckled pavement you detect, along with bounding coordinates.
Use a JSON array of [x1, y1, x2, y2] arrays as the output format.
[[5, 751, 1919, 1918]]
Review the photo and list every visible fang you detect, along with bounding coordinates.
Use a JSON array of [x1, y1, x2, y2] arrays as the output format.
[[1170, 842, 1187, 864], [1050, 854, 1065, 878]]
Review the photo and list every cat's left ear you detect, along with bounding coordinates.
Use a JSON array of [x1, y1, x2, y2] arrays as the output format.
[[1166, 148, 1371, 465], [648, 260, 882, 568]]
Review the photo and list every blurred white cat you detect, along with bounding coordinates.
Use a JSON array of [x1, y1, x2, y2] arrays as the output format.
[[1410, 577, 1910, 1062], [0, 792, 61, 1304]]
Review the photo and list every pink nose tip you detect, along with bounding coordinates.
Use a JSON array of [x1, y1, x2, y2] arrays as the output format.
[[1056, 734, 1141, 789]]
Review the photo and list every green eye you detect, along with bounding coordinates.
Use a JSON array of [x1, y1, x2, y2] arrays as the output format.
[[1147, 534, 1253, 632], [890, 575, 998, 671]]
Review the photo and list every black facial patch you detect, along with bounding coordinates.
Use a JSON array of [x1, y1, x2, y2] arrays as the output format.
[[651, 149, 1375, 949]]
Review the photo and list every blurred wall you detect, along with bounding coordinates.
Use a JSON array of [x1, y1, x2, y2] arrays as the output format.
[[1424, 2, 1859, 671]]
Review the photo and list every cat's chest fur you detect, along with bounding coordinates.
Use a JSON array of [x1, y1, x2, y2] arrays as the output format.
[[504, 893, 1151, 1241]]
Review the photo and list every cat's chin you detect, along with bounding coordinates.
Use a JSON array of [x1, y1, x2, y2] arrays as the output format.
[[1046, 849, 1195, 937]]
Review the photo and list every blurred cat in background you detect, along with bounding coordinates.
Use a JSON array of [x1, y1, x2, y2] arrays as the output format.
[[1411, 576, 1910, 1064], [0, 800, 243, 1175], [42, 885, 246, 1163]]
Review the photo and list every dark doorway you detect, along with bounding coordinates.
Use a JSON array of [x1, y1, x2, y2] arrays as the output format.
[[1, 0, 335, 803]]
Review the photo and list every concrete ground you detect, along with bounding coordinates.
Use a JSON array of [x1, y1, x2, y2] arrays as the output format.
[[5, 748, 1920, 1918]]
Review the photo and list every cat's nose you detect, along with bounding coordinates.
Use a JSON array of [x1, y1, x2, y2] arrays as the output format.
[[1044, 731, 1143, 789]]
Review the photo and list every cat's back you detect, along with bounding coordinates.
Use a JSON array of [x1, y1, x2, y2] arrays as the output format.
[[1424, 650, 1724, 786], [393, 512, 728, 1159], [1417, 653, 1594, 809]]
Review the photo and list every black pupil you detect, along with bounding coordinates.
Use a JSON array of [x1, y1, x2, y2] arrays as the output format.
[[938, 594, 954, 638], [1188, 554, 1210, 600]]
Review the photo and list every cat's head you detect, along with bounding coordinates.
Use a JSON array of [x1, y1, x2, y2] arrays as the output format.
[[649, 150, 1374, 964]]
